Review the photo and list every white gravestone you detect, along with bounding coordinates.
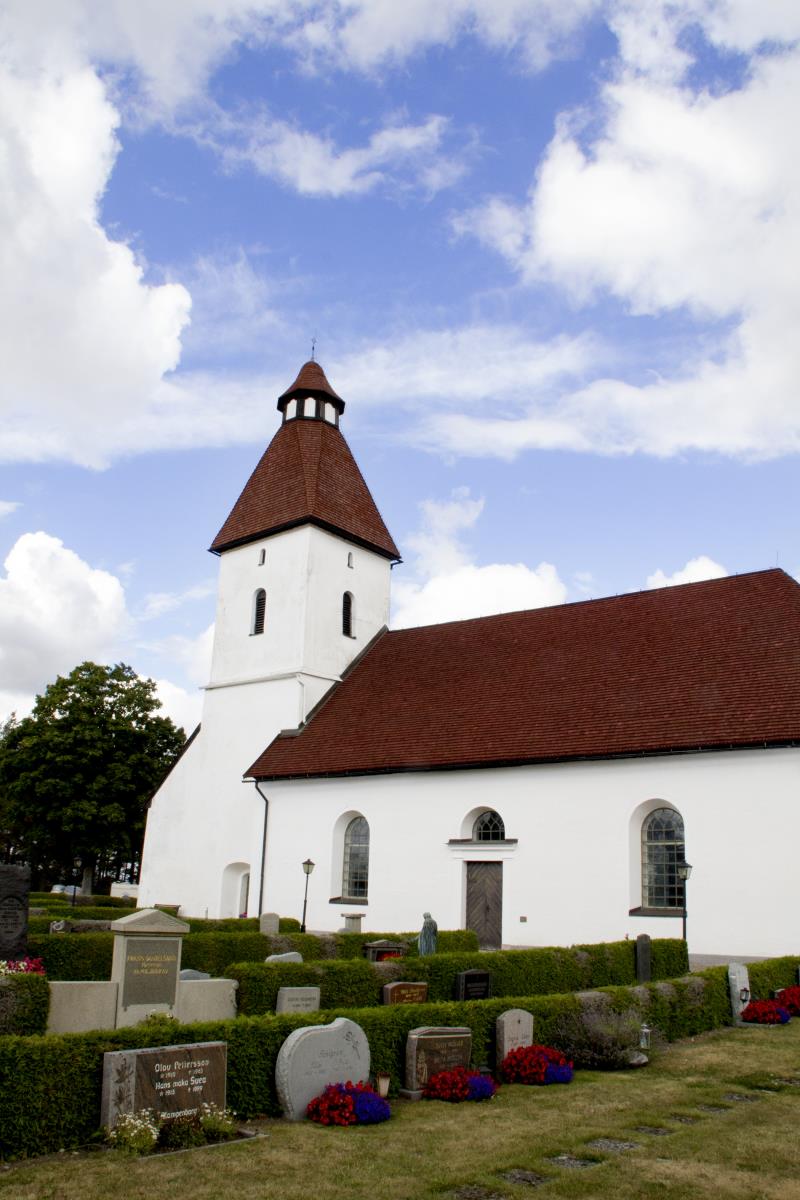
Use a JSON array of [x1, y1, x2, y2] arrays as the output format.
[[259, 913, 280, 935], [275, 1017, 370, 1120], [266, 951, 303, 964], [496, 1009, 534, 1063], [276, 986, 321, 1014], [728, 963, 751, 1023]]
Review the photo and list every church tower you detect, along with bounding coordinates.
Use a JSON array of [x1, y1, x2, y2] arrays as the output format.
[[138, 360, 399, 917]]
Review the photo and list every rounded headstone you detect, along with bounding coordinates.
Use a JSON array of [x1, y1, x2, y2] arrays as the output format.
[[275, 1018, 370, 1120]]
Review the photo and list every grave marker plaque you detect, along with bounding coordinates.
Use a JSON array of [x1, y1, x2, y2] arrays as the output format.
[[382, 981, 429, 1005], [0, 865, 30, 960], [121, 937, 180, 1009], [101, 1041, 227, 1129], [496, 1009, 534, 1063], [402, 1026, 472, 1099], [276, 986, 321, 1013], [454, 969, 491, 1001]]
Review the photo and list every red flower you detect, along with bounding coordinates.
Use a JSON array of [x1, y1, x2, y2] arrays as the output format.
[[741, 999, 791, 1025], [500, 1044, 574, 1085]]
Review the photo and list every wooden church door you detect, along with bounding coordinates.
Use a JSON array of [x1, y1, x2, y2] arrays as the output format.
[[466, 862, 503, 949]]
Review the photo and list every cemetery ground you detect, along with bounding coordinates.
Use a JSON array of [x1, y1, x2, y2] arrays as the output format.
[[3, 1021, 800, 1200]]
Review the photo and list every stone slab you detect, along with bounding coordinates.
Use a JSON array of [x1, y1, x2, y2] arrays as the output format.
[[0, 864, 30, 959], [259, 912, 280, 935], [275, 1017, 370, 1120], [266, 951, 303, 964], [101, 1041, 227, 1129], [404, 1026, 472, 1094], [382, 981, 429, 1005], [728, 962, 751, 1022], [496, 1008, 534, 1062], [47, 981, 118, 1035], [176, 979, 238, 1025], [276, 986, 321, 1014], [635, 934, 652, 983], [180, 968, 211, 981], [120, 936, 181, 1009], [455, 969, 491, 1001]]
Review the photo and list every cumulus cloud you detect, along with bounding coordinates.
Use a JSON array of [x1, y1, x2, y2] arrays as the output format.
[[0, 502, 21, 519], [392, 488, 567, 627], [453, 7, 800, 460], [646, 555, 727, 589]]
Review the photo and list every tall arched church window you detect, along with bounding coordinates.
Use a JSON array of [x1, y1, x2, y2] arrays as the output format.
[[473, 810, 505, 841], [642, 808, 685, 908], [252, 589, 266, 636], [342, 816, 369, 899], [342, 591, 354, 637]]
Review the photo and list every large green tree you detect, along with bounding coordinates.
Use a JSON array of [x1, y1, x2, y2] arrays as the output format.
[[0, 662, 185, 890]]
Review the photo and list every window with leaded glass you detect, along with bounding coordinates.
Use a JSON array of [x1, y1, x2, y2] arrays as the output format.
[[252, 589, 266, 635], [642, 808, 685, 908], [342, 816, 369, 899], [342, 591, 354, 637], [473, 810, 505, 841]]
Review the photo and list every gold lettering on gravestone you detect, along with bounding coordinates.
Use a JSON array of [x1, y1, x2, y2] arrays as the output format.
[[121, 937, 180, 1008]]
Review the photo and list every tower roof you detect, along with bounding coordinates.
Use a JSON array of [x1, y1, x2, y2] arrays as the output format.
[[209, 409, 399, 559], [278, 359, 345, 414]]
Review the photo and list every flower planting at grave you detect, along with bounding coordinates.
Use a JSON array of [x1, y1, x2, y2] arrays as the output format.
[[775, 986, 800, 1016], [306, 1081, 391, 1125], [500, 1044, 574, 1085], [0, 956, 45, 976], [740, 999, 791, 1025], [422, 1067, 498, 1103], [105, 1104, 238, 1154]]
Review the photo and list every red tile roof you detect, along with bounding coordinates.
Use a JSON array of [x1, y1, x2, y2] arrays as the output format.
[[209, 418, 400, 558], [278, 360, 344, 411], [248, 569, 800, 779]]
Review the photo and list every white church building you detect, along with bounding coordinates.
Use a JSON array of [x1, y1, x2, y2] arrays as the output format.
[[139, 360, 800, 956]]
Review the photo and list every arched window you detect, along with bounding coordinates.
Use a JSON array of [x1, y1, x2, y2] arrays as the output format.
[[258, 548, 266, 566], [342, 816, 369, 899], [342, 591, 354, 637], [252, 589, 266, 635], [347, 551, 354, 568], [642, 808, 686, 908], [473, 810, 505, 841]]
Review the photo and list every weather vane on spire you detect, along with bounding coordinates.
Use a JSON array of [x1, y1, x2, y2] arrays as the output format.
[[310, 336, 316, 362]]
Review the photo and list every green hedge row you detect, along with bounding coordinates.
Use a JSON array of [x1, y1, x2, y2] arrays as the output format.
[[26, 927, 481, 980], [227, 939, 687, 1015], [0, 975, 50, 1036], [0, 954, 762, 1160], [28, 894, 136, 909]]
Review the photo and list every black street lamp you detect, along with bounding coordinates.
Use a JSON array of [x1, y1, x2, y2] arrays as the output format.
[[300, 858, 315, 933], [676, 860, 693, 943]]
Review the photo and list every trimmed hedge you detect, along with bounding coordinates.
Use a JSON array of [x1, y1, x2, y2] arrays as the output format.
[[0, 974, 50, 1036], [0, 956, 762, 1160]]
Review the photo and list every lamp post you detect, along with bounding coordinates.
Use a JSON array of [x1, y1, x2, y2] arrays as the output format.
[[300, 858, 315, 933], [676, 860, 692, 943]]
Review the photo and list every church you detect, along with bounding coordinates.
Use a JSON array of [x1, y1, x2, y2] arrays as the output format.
[[139, 360, 800, 956]]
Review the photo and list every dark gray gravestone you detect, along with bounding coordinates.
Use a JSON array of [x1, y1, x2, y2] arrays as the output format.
[[635, 934, 652, 983], [0, 865, 30, 959], [402, 1026, 472, 1099], [455, 969, 491, 1001], [121, 938, 180, 1008], [101, 1041, 227, 1129]]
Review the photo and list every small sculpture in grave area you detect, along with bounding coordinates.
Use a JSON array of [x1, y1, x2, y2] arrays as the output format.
[[418, 912, 438, 956]]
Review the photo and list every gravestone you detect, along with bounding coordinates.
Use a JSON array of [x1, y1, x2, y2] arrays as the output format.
[[728, 962, 751, 1023], [180, 968, 211, 981], [496, 1008, 534, 1063], [276, 986, 321, 1014], [259, 912, 280, 935], [382, 981, 429, 1005], [364, 939, 406, 962], [266, 951, 303, 964], [0, 864, 30, 960], [402, 1026, 472, 1100], [101, 1041, 226, 1129], [275, 1017, 370, 1120], [454, 969, 491, 1001], [635, 934, 652, 983], [110, 908, 189, 1028]]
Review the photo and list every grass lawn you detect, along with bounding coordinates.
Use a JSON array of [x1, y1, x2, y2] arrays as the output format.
[[3, 1022, 800, 1200]]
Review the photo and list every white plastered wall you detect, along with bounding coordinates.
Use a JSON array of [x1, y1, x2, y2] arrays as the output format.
[[139, 524, 392, 917], [258, 746, 800, 956]]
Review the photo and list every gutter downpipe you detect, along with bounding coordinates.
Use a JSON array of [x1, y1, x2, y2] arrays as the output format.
[[255, 780, 269, 918]]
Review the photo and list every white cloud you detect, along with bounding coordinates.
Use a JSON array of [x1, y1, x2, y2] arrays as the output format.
[[141, 582, 216, 620], [392, 489, 567, 627], [0, 532, 131, 696], [454, 14, 800, 460], [207, 109, 466, 198], [646, 555, 728, 589], [154, 624, 216, 688], [153, 678, 202, 734], [0, 502, 21, 519]]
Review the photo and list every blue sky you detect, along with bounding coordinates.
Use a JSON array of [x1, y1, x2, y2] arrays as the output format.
[[1, 1, 799, 731]]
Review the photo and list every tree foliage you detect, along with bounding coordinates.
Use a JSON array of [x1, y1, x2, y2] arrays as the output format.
[[0, 662, 185, 887]]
